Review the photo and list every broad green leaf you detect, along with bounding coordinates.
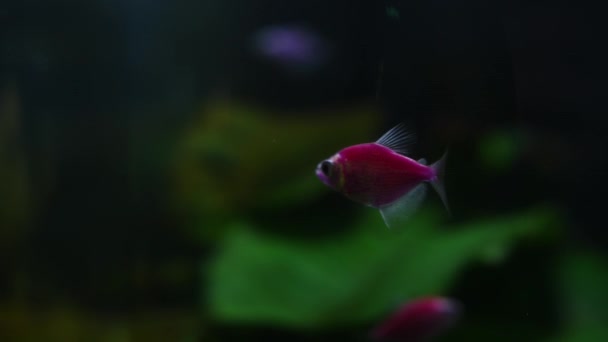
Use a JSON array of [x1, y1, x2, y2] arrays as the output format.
[[208, 208, 556, 328]]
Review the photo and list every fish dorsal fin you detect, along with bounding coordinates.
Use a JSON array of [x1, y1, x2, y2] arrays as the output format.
[[379, 184, 427, 228], [376, 123, 415, 156]]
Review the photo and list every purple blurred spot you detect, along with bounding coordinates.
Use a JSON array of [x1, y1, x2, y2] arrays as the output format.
[[371, 297, 461, 342], [253, 25, 329, 71]]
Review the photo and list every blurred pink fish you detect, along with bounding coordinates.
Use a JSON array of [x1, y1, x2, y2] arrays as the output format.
[[371, 297, 461, 342], [252, 25, 329, 72], [315, 124, 449, 228]]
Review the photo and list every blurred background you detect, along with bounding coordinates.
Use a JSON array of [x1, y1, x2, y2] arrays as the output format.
[[1, 0, 607, 341]]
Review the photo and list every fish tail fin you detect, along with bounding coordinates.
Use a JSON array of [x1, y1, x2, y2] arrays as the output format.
[[430, 149, 451, 217]]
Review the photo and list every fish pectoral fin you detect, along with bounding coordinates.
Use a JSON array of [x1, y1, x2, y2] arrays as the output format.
[[379, 184, 427, 228]]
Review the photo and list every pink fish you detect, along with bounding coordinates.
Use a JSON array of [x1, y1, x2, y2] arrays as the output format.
[[315, 124, 449, 227], [371, 296, 461, 342]]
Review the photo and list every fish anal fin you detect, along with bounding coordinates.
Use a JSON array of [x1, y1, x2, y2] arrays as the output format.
[[379, 184, 427, 228]]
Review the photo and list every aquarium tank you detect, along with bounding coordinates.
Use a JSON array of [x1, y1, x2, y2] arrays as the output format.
[[1, 1, 606, 341]]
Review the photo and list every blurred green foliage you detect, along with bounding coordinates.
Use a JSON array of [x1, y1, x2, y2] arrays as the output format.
[[208, 207, 557, 329], [0, 304, 199, 342], [554, 251, 608, 342], [170, 99, 381, 240], [479, 129, 523, 171], [0, 85, 29, 254]]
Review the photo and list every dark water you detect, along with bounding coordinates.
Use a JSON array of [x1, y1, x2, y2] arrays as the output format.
[[1, 1, 607, 341]]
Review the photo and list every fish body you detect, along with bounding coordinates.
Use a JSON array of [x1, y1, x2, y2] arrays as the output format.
[[322, 143, 434, 207], [316, 124, 449, 227]]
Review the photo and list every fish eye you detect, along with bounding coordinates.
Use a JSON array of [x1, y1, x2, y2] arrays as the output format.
[[320, 160, 332, 176]]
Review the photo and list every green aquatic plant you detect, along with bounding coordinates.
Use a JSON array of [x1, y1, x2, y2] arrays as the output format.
[[207, 207, 557, 328], [479, 129, 524, 171], [554, 251, 608, 342], [169, 99, 381, 241]]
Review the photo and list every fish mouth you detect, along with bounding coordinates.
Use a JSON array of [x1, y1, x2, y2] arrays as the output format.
[[315, 163, 332, 187]]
